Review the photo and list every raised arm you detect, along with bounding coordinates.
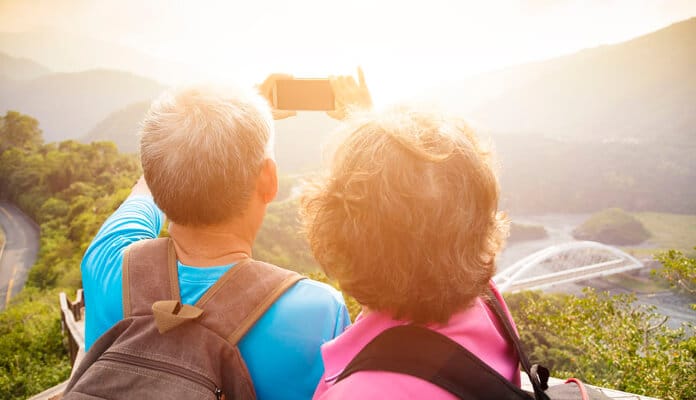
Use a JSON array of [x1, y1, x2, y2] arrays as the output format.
[[80, 175, 165, 348]]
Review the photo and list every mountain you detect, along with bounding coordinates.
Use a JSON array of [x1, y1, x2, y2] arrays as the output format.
[[0, 69, 165, 142], [83, 101, 150, 153], [10, 18, 693, 213], [0, 30, 194, 84], [426, 17, 696, 144], [0, 52, 51, 80]]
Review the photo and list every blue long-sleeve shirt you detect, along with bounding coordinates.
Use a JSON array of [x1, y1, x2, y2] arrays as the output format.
[[81, 195, 351, 400]]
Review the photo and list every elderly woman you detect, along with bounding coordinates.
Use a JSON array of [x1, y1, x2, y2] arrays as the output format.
[[300, 76, 520, 399]]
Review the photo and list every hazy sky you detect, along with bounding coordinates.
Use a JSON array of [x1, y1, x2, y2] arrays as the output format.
[[1, 0, 695, 103]]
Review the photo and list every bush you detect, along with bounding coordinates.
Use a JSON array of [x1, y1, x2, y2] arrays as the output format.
[[654, 247, 696, 309], [505, 289, 695, 400], [0, 288, 71, 399], [572, 208, 650, 245]]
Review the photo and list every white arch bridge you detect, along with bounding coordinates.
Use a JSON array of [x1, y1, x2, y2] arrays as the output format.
[[493, 241, 645, 293]]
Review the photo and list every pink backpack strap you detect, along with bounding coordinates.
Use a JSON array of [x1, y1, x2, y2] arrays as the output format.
[[122, 238, 180, 317]]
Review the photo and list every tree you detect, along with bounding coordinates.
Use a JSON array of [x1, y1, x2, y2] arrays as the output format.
[[654, 248, 696, 309], [0, 111, 43, 154]]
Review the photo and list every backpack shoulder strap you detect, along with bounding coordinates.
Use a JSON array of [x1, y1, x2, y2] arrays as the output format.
[[122, 237, 180, 317], [335, 325, 532, 400], [195, 259, 305, 345], [484, 290, 550, 400]]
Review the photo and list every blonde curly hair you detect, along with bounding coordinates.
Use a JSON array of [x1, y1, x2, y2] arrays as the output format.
[[301, 108, 508, 324]]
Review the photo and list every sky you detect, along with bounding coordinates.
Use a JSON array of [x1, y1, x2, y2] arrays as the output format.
[[1, 0, 695, 104]]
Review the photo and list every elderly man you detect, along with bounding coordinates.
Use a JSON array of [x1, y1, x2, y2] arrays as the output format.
[[80, 80, 350, 400]]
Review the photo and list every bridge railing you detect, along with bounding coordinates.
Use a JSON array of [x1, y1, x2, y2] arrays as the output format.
[[494, 241, 645, 292]]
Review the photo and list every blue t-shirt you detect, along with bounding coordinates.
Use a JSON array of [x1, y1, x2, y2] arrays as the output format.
[[81, 195, 351, 400]]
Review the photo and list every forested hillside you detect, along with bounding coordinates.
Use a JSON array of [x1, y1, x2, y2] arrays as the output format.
[[0, 111, 140, 396], [494, 134, 696, 213]]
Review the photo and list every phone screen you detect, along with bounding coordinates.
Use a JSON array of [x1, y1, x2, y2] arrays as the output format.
[[273, 79, 335, 111]]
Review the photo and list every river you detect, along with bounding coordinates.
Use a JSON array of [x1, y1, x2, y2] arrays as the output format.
[[498, 214, 694, 330]]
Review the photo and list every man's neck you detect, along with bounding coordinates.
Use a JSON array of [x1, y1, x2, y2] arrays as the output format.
[[168, 221, 255, 267]]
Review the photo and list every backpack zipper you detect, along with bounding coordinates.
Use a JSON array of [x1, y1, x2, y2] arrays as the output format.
[[100, 351, 223, 399]]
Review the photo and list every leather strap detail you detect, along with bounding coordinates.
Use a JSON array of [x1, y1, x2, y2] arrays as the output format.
[[195, 260, 305, 345], [122, 238, 180, 317], [227, 273, 304, 345], [122, 245, 133, 318], [152, 300, 204, 334], [166, 241, 180, 300]]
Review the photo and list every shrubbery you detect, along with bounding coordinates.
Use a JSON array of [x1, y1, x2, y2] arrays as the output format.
[[0, 288, 72, 398], [505, 289, 695, 400], [654, 248, 696, 309]]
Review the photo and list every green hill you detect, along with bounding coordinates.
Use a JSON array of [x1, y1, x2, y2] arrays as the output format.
[[573, 208, 650, 245]]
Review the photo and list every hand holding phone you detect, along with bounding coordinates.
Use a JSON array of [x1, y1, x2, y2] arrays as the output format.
[[327, 67, 373, 120], [273, 79, 335, 111], [258, 74, 297, 120], [259, 68, 372, 120]]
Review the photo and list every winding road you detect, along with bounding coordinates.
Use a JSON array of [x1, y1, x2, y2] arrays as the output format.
[[0, 201, 40, 311]]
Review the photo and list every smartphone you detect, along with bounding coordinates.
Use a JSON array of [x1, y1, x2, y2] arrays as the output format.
[[273, 79, 335, 111]]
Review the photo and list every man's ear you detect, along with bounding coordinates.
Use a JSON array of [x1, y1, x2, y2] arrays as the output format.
[[257, 158, 278, 204]]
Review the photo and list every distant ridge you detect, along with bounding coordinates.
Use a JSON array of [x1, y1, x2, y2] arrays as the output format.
[[0, 69, 165, 142], [83, 101, 151, 153], [0, 30, 193, 84], [428, 17, 696, 144], [0, 52, 51, 80]]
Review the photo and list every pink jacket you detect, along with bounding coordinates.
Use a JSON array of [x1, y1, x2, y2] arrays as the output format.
[[313, 283, 521, 399]]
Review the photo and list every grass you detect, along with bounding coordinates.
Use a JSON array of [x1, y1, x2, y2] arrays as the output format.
[[630, 212, 696, 257]]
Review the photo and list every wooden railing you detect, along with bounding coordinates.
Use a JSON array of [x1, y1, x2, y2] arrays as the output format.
[[59, 289, 85, 368], [29, 290, 86, 400]]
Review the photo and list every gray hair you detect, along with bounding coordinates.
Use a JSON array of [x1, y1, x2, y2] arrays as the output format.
[[140, 84, 274, 226]]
